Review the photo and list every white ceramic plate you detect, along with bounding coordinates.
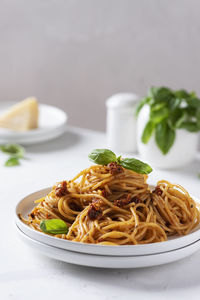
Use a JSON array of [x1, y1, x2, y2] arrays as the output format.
[[16, 225, 200, 268], [0, 102, 67, 144], [15, 187, 200, 256]]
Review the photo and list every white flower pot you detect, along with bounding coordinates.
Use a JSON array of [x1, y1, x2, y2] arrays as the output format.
[[137, 105, 199, 169]]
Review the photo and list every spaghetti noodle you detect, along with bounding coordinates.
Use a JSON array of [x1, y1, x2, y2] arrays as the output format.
[[21, 163, 200, 245]]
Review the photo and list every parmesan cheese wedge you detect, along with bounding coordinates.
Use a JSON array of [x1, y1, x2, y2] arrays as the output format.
[[0, 97, 39, 131]]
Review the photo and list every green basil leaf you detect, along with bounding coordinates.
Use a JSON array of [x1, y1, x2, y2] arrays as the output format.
[[190, 91, 197, 98], [186, 98, 200, 108], [179, 121, 200, 132], [149, 87, 173, 102], [0, 144, 25, 158], [150, 107, 169, 124], [142, 121, 155, 144], [135, 97, 151, 116], [169, 98, 182, 110], [196, 109, 200, 127], [169, 108, 186, 129], [116, 155, 122, 164], [174, 112, 187, 128], [174, 89, 189, 99], [5, 157, 20, 167], [138, 86, 200, 152], [151, 102, 166, 112], [88, 149, 116, 165], [155, 121, 175, 154], [120, 158, 152, 174], [40, 219, 68, 235], [182, 106, 196, 117]]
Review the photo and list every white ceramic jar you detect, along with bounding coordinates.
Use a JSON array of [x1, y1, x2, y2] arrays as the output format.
[[137, 105, 199, 169], [106, 93, 139, 153]]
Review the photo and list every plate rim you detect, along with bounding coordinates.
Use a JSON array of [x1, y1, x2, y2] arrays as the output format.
[[16, 225, 200, 268]]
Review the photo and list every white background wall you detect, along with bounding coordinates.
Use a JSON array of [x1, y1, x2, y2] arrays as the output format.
[[0, 0, 200, 131]]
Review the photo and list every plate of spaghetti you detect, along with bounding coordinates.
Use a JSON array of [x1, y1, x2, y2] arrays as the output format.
[[16, 149, 200, 259]]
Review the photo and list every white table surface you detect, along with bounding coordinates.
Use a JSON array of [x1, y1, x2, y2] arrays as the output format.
[[1, 126, 200, 300]]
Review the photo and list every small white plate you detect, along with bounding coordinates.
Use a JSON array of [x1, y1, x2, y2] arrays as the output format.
[[16, 225, 200, 268], [15, 187, 200, 256], [0, 102, 67, 144]]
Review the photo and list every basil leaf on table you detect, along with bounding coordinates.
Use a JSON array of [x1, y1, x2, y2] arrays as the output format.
[[0, 144, 25, 158], [88, 149, 116, 165], [120, 158, 152, 174], [155, 121, 175, 154], [142, 121, 155, 144], [40, 219, 69, 235], [5, 157, 20, 167]]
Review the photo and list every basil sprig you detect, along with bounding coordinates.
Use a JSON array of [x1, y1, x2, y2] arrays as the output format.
[[0, 143, 25, 166], [136, 87, 200, 154], [88, 149, 152, 174], [40, 219, 69, 235], [88, 149, 116, 165]]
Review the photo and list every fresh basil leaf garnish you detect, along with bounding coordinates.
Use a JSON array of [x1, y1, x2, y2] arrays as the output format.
[[5, 157, 20, 167], [120, 158, 152, 174], [40, 219, 69, 235], [88, 149, 116, 165], [88, 149, 153, 174]]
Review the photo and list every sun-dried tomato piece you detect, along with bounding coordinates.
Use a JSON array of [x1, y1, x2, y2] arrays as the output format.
[[87, 203, 102, 221], [69, 202, 81, 211], [55, 181, 69, 197], [102, 189, 108, 198], [153, 186, 162, 196], [114, 194, 141, 207], [107, 162, 124, 175]]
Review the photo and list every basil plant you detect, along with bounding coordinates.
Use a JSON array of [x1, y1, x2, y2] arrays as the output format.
[[136, 87, 200, 154]]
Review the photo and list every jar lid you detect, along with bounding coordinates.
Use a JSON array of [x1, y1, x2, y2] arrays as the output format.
[[106, 93, 139, 109]]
